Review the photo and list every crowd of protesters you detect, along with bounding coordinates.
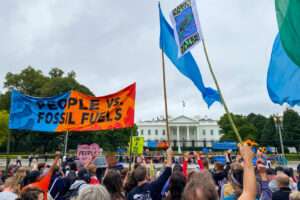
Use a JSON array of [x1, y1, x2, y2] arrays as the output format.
[[0, 145, 300, 200]]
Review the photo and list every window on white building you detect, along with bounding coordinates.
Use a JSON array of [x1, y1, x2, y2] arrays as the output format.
[[140, 130, 144, 135], [202, 129, 206, 136], [148, 129, 151, 135], [162, 130, 166, 135], [155, 129, 158, 135], [210, 129, 214, 136]]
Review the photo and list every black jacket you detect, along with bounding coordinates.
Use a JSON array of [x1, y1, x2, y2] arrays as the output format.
[[272, 187, 291, 200], [127, 167, 171, 200]]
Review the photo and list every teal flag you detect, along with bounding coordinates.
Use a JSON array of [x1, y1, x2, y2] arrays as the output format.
[[275, 0, 300, 66], [267, 0, 300, 106]]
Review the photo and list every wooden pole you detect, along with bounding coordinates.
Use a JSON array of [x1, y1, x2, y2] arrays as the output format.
[[64, 130, 69, 158], [5, 131, 11, 175], [202, 40, 242, 142], [161, 50, 171, 144], [128, 129, 134, 171]]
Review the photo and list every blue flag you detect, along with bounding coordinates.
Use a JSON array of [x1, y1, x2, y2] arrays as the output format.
[[267, 34, 300, 106], [159, 4, 220, 107]]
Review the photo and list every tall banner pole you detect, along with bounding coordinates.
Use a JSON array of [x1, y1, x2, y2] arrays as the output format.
[[5, 131, 11, 175], [161, 50, 171, 145], [128, 129, 134, 171], [64, 130, 69, 158], [202, 41, 242, 142]]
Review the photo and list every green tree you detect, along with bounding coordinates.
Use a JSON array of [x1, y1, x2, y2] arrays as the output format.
[[49, 68, 64, 78], [282, 109, 300, 147], [246, 113, 267, 142], [260, 116, 277, 146], [0, 110, 9, 147], [219, 113, 258, 141]]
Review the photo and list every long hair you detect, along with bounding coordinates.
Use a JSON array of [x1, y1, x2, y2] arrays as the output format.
[[166, 171, 186, 200], [103, 169, 125, 200]]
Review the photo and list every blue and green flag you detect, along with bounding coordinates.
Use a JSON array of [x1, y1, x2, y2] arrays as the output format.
[[267, 0, 300, 106]]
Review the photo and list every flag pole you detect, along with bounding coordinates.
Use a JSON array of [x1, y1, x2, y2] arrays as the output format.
[[161, 49, 171, 145], [202, 40, 242, 142], [64, 130, 69, 158], [128, 129, 134, 171]]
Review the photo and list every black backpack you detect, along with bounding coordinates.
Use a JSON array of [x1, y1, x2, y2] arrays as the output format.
[[62, 183, 85, 200]]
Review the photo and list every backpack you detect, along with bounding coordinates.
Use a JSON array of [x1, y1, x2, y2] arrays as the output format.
[[62, 183, 85, 200]]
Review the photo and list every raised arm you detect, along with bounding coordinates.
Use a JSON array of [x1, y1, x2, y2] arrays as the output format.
[[238, 145, 256, 200]]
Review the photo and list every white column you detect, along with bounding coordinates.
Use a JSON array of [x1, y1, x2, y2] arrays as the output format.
[[186, 126, 190, 147], [176, 126, 180, 143]]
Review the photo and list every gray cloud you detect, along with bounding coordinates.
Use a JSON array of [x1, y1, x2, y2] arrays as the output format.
[[0, 0, 297, 121]]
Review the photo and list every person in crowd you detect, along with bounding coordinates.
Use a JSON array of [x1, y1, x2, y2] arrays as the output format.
[[103, 169, 125, 200], [65, 168, 91, 199], [164, 171, 186, 200], [266, 168, 277, 192], [17, 187, 44, 200], [182, 171, 219, 200], [123, 171, 137, 196], [28, 154, 33, 167], [221, 144, 257, 200], [212, 162, 228, 195], [76, 185, 111, 200], [290, 191, 300, 200], [256, 162, 272, 200], [272, 173, 291, 200], [87, 164, 100, 185], [0, 176, 19, 200], [16, 155, 22, 167], [297, 164, 300, 191], [127, 148, 173, 200]]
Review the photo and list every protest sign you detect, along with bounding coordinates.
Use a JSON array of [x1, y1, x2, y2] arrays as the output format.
[[170, 0, 202, 57], [129, 136, 144, 155], [77, 143, 100, 165], [9, 83, 136, 132]]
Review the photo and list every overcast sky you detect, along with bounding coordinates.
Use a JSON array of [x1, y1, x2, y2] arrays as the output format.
[[0, 0, 297, 121]]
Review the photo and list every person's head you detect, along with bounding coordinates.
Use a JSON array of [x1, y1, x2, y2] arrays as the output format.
[[182, 171, 218, 200], [276, 173, 290, 188], [283, 167, 294, 178], [76, 185, 111, 200], [22, 171, 40, 187], [19, 187, 44, 200], [3, 176, 20, 194], [290, 191, 300, 200], [173, 163, 183, 173], [78, 168, 91, 183], [166, 171, 186, 200], [133, 165, 147, 183], [275, 166, 284, 175], [87, 164, 97, 176], [228, 163, 243, 197], [202, 159, 209, 170], [123, 172, 137, 194], [120, 168, 128, 182], [214, 162, 224, 172], [102, 169, 124, 199], [266, 168, 276, 181], [297, 164, 300, 175]]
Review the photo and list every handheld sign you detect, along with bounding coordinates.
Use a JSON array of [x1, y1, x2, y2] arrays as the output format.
[[129, 136, 144, 155], [170, 0, 203, 57]]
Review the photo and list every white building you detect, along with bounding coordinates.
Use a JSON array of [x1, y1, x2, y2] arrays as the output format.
[[137, 115, 221, 148]]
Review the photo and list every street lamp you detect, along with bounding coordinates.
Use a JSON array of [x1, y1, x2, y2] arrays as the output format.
[[273, 114, 285, 156]]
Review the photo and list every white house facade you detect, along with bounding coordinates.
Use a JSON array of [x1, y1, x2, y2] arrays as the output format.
[[137, 115, 221, 148]]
